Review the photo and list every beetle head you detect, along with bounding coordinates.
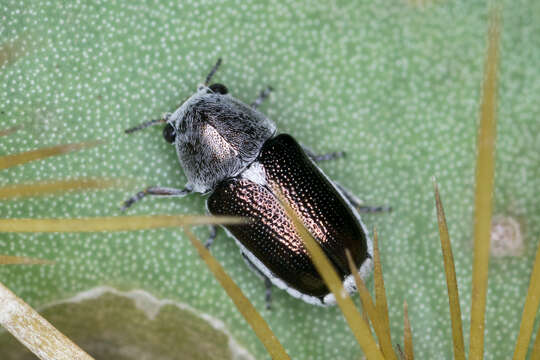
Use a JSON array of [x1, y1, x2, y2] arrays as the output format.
[[166, 85, 275, 193]]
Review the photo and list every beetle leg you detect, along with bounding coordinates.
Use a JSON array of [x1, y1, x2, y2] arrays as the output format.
[[308, 150, 346, 162], [303, 146, 390, 212], [205, 225, 218, 248], [250, 86, 273, 109], [302, 146, 346, 163], [121, 186, 191, 211], [356, 204, 393, 213], [264, 277, 273, 310], [124, 113, 171, 134], [205, 58, 223, 85], [241, 252, 274, 309], [334, 183, 392, 213]]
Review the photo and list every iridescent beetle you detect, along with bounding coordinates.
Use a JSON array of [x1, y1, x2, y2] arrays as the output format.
[[123, 59, 388, 307]]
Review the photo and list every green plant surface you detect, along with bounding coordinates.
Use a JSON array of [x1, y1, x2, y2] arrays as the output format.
[[1, 0, 539, 359], [0, 289, 249, 360]]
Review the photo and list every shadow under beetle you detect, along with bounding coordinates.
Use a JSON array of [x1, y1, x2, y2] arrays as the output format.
[[123, 59, 389, 307]]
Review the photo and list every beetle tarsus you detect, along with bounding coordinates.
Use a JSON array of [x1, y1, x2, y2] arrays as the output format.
[[251, 86, 274, 109], [121, 190, 148, 212], [264, 277, 273, 310], [312, 151, 346, 162], [205, 225, 218, 248], [303, 147, 346, 163], [357, 205, 393, 213]]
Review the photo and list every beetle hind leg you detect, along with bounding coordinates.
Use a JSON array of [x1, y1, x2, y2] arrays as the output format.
[[303, 147, 392, 212], [302, 144, 346, 163], [264, 277, 273, 310], [304, 147, 346, 162], [356, 204, 393, 213], [241, 252, 274, 309], [205, 225, 218, 248], [334, 183, 392, 213]]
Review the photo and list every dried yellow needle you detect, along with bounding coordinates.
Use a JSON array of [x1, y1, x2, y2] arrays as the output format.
[[346, 249, 397, 360], [0, 282, 94, 360], [279, 193, 384, 360], [531, 326, 540, 360], [0, 215, 245, 232], [373, 227, 392, 344], [433, 179, 465, 360], [469, 8, 501, 360], [0, 141, 102, 170], [361, 306, 372, 335], [512, 240, 540, 360], [0, 178, 125, 200], [403, 301, 414, 360], [0, 255, 54, 265], [182, 227, 290, 360]]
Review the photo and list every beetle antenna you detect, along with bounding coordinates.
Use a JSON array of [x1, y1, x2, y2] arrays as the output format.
[[124, 118, 166, 134], [205, 58, 222, 85]]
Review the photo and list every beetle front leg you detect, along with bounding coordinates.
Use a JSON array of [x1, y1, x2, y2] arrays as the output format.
[[121, 186, 192, 211], [124, 113, 171, 134]]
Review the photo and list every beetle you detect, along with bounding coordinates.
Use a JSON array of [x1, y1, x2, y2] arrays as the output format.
[[123, 59, 388, 307]]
